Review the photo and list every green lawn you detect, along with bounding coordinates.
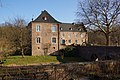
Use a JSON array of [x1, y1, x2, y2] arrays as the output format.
[[2, 56, 84, 66], [3, 56, 59, 66]]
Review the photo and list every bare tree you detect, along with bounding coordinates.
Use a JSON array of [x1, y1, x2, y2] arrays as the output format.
[[12, 17, 29, 57], [77, 0, 120, 46], [0, 17, 30, 57]]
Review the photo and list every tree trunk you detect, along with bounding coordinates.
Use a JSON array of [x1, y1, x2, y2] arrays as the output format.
[[105, 34, 110, 46], [21, 48, 24, 58]]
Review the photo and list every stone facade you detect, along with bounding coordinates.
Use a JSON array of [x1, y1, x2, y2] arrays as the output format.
[[28, 10, 88, 56], [60, 32, 88, 46]]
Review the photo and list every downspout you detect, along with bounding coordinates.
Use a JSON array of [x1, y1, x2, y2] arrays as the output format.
[[57, 24, 60, 55]]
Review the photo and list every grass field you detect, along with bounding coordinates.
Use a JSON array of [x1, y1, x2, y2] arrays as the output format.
[[3, 56, 59, 66], [2, 56, 84, 66]]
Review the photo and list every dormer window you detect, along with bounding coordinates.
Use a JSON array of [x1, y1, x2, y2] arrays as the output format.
[[69, 28, 72, 30], [42, 16, 47, 20], [60, 27, 63, 30], [78, 28, 82, 31]]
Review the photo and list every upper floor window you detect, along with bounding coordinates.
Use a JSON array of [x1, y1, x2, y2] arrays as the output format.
[[52, 26, 57, 32], [68, 34, 71, 38], [52, 37, 56, 44], [81, 34, 84, 38], [36, 37, 40, 44], [36, 25, 40, 32], [62, 33, 65, 37], [75, 34, 78, 37]]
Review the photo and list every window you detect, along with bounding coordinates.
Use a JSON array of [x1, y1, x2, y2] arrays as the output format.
[[69, 28, 72, 30], [75, 34, 78, 37], [36, 37, 40, 44], [78, 28, 81, 31], [52, 37, 56, 44], [36, 25, 40, 32], [60, 27, 63, 30], [68, 34, 71, 38], [68, 40, 72, 43], [52, 26, 57, 32], [75, 40, 78, 44], [61, 39, 65, 44], [81, 34, 84, 38], [42, 16, 47, 20], [62, 33, 65, 37]]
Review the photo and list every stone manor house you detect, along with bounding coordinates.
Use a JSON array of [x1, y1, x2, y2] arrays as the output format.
[[28, 10, 88, 56]]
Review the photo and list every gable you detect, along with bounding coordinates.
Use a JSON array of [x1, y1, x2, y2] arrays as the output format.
[[33, 10, 60, 23]]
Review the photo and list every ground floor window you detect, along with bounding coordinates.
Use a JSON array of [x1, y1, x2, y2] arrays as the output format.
[[61, 39, 65, 44], [52, 37, 56, 44], [68, 40, 72, 43], [75, 40, 78, 44], [36, 37, 40, 44]]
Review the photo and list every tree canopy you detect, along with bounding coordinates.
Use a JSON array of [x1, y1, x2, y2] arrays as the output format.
[[77, 0, 120, 46]]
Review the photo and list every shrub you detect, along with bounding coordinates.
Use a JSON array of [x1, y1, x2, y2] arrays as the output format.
[[61, 46, 78, 57]]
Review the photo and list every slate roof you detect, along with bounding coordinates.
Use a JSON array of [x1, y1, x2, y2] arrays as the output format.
[[60, 23, 87, 32], [33, 10, 60, 23], [32, 10, 87, 32]]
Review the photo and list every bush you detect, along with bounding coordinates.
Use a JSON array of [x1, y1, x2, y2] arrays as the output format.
[[61, 46, 78, 57]]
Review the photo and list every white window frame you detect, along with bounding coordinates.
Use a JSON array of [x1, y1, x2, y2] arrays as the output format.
[[81, 33, 84, 38], [68, 34, 71, 38], [36, 36, 41, 44], [36, 25, 40, 32], [52, 26, 57, 32]]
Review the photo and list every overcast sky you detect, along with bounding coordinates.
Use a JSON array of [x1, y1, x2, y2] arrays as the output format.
[[0, 0, 79, 24]]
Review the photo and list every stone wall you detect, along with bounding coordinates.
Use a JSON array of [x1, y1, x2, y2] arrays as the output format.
[[31, 21, 88, 56], [60, 32, 87, 46], [31, 22, 58, 56], [77, 46, 120, 60]]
